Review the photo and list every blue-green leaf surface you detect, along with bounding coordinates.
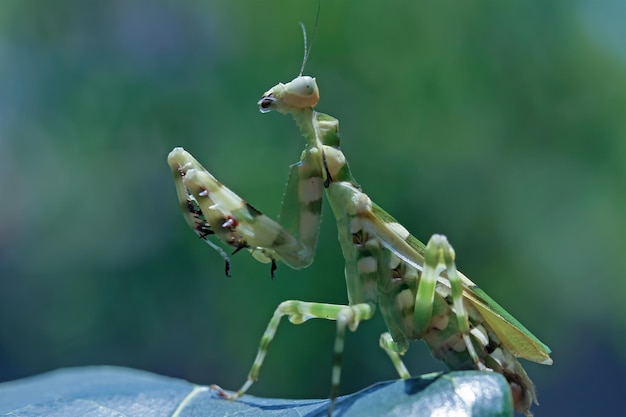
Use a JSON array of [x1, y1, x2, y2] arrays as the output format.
[[0, 367, 512, 417]]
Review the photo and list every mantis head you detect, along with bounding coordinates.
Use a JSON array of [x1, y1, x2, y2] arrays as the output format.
[[258, 18, 320, 115], [258, 75, 319, 114]]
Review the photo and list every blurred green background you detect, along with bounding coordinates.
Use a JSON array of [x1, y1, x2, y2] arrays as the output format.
[[0, 0, 624, 416]]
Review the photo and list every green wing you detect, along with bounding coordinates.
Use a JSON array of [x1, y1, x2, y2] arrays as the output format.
[[362, 203, 552, 365], [462, 282, 552, 364]]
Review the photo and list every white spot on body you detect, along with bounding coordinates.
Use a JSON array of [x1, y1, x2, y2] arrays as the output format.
[[396, 289, 415, 332], [404, 265, 419, 280], [353, 192, 372, 214], [323, 146, 346, 179], [489, 348, 510, 368], [298, 177, 323, 204], [357, 256, 377, 274], [350, 218, 362, 234], [436, 284, 451, 298], [318, 119, 335, 130], [388, 254, 401, 270], [470, 325, 489, 347], [396, 289, 414, 311], [387, 222, 410, 240], [431, 313, 450, 331], [364, 238, 380, 250]]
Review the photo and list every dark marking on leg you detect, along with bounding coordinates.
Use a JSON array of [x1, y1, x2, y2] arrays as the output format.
[[231, 244, 248, 255], [322, 149, 333, 188], [244, 201, 264, 217], [224, 259, 231, 278]]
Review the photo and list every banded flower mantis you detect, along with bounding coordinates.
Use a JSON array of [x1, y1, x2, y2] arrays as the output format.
[[167, 36, 552, 417]]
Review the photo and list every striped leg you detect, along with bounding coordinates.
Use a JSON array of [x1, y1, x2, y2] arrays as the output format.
[[379, 332, 411, 379], [415, 234, 486, 369], [211, 300, 375, 414]]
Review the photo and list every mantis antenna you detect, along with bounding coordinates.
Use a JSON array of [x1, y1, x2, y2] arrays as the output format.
[[298, 0, 321, 76]]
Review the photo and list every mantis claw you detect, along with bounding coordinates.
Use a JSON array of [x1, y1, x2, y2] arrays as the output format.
[[209, 384, 228, 398]]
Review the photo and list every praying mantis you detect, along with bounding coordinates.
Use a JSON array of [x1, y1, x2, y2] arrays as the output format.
[[167, 25, 552, 417]]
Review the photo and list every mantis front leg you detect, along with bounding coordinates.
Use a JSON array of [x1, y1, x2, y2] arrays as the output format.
[[211, 300, 375, 414], [167, 147, 324, 274], [168, 147, 368, 412]]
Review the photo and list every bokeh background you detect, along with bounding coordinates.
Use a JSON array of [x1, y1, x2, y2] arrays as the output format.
[[0, 1, 624, 416]]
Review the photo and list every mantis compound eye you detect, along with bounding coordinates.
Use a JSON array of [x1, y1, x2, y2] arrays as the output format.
[[258, 96, 276, 113]]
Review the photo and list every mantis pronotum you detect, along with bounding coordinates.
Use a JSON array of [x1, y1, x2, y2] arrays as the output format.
[[167, 26, 552, 417]]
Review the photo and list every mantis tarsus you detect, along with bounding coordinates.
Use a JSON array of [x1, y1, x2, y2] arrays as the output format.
[[167, 29, 552, 417]]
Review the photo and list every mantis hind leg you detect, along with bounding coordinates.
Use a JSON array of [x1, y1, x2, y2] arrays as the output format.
[[379, 332, 411, 379], [415, 234, 486, 369], [211, 300, 375, 416]]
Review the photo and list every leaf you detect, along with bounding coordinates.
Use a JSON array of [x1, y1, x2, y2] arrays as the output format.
[[0, 366, 512, 417]]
